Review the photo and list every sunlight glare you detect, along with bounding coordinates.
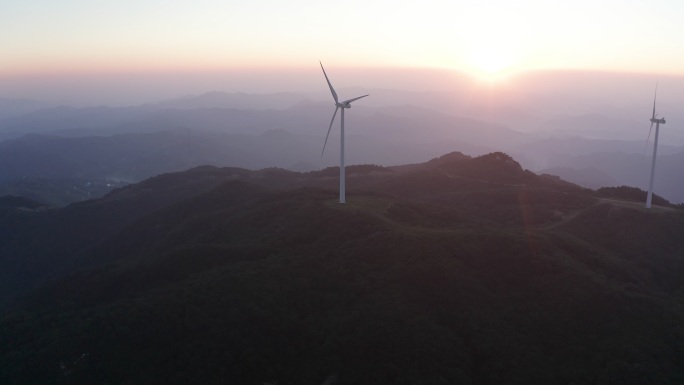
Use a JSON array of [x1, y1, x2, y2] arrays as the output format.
[[469, 46, 517, 82], [472, 48, 513, 73]]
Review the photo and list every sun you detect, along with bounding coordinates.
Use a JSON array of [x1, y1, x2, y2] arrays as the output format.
[[468, 46, 518, 82]]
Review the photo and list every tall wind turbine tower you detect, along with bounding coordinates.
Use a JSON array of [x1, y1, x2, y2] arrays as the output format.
[[319, 62, 368, 204], [645, 84, 666, 209]]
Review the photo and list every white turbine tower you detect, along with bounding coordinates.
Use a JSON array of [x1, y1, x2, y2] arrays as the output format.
[[645, 84, 666, 209], [319, 61, 368, 204]]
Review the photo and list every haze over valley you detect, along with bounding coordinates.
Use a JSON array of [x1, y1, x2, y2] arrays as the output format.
[[2, 69, 684, 205]]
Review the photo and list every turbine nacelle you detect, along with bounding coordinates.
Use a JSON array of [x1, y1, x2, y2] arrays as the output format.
[[337, 95, 369, 109], [650, 117, 666, 124], [335, 99, 362, 109]]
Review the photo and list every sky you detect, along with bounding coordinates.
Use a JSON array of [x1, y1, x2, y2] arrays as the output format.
[[3, 0, 684, 103]]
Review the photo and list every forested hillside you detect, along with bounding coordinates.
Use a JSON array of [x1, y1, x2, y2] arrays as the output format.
[[2, 152, 684, 385]]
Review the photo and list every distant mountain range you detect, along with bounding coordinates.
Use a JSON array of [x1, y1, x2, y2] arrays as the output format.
[[147, 91, 311, 110], [2, 151, 683, 384], [1, 91, 684, 205], [0, 97, 54, 120]]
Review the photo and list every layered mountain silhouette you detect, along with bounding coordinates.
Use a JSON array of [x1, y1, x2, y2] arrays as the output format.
[[3, 91, 684, 206], [2, 151, 684, 384]]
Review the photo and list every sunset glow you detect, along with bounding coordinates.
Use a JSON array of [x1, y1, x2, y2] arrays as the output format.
[[467, 46, 518, 82], [3, 0, 684, 99]]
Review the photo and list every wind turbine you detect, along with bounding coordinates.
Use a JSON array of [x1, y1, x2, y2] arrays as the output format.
[[645, 84, 666, 209], [320, 61, 368, 204]]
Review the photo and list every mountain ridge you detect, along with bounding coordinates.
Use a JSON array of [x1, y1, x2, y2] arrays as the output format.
[[2, 150, 684, 384]]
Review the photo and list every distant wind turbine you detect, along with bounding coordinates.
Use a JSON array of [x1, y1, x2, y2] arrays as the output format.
[[644, 83, 666, 209], [319, 61, 368, 204]]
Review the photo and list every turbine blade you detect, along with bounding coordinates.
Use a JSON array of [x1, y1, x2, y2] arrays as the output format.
[[641, 121, 655, 162], [320, 61, 339, 103], [652, 82, 658, 119], [321, 107, 339, 157], [343, 94, 369, 104]]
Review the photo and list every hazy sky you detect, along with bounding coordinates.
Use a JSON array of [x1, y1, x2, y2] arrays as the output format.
[[3, 0, 684, 104]]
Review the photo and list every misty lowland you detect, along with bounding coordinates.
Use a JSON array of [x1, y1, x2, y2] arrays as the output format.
[[2, 69, 684, 385]]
